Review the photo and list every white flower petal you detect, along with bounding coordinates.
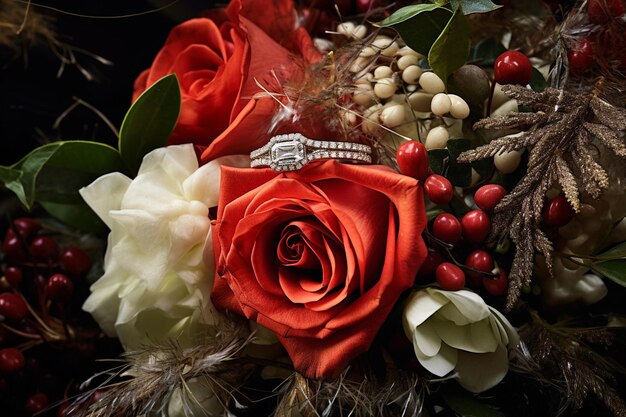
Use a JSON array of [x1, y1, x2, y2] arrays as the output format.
[[184, 155, 250, 207], [412, 321, 442, 357], [489, 306, 520, 348], [80, 144, 221, 350], [79, 173, 131, 229], [403, 290, 448, 332], [436, 318, 498, 353], [455, 345, 509, 393], [438, 289, 490, 322], [417, 342, 458, 377]]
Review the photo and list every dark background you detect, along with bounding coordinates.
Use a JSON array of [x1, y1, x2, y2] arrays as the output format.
[[0, 0, 221, 166]]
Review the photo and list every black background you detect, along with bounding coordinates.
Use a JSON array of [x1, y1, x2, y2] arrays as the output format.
[[0, 0, 221, 166]]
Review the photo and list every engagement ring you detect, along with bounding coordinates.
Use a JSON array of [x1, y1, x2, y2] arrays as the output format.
[[250, 133, 372, 171]]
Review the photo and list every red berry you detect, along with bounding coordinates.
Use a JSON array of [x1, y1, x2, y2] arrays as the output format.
[[543, 194, 575, 228], [13, 218, 41, 240], [494, 50, 533, 85], [568, 39, 594, 75], [474, 184, 507, 212], [433, 213, 462, 245], [25, 393, 49, 415], [397, 140, 430, 180], [46, 274, 74, 303], [436, 262, 466, 291], [461, 210, 491, 244], [59, 247, 92, 278], [587, 0, 625, 23], [483, 268, 508, 296], [424, 174, 453, 205], [0, 293, 29, 321], [416, 250, 444, 278], [0, 348, 25, 373], [465, 249, 495, 286], [2, 231, 26, 262], [29, 236, 59, 261], [4, 266, 23, 286]]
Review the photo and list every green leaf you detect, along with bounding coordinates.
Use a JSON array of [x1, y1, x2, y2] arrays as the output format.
[[592, 259, 626, 288], [377, 3, 446, 26], [378, 5, 452, 56], [441, 383, 505, 417], [39, 200, 105, 233], [4, 145, 61, 209], [446, 138, 471, 158], [596, 242, 626, 259], [427, 208, 445, 221], [530, 67, 547, 92], [118, 73, 181, 176], [0, 166, 25, 204], [469, 38, 507, 66], [428, 7, 472, 84], [452, 0, 503, 14], [2, 141, 125, 232], [428, 149, 449, 175]]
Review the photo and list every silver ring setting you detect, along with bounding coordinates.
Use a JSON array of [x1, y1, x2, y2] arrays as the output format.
[[250, 133, 372, 172]]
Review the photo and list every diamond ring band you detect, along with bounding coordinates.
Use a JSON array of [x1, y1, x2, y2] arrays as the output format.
[[250, 133, 373, 172]]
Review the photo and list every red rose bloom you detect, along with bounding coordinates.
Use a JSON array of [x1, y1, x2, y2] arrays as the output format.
[[210, 160, 427, 379], [133, 0, 321, 161]]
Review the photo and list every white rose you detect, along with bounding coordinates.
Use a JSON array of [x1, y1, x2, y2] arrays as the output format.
[[80, 144, 248, 349], [403, 288, 519, 393]]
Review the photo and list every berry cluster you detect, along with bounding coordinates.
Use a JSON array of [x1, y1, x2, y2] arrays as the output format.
[[397, 137, 581, 302], [1, 216, 116, 416]]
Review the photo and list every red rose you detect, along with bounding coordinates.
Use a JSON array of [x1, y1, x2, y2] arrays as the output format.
[[133, 0, 321, 161], [210, 160, 427, 379]]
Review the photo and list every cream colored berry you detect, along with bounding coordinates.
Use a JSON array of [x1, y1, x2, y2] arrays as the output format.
[[350, 57, 369, 73], [362, 105, 382, 134], [360, 46, 376, 57], [380, 104, 406, 128], [336, 22, 355, 37], [352, 25, 367, 39], [430, 93, 451, 116], [397, 54, 419, 70], [374, 78, 396, 99], [372, 37, 399, 57], [374, 65, 393, 79], [448, 94, 470, 119], [353, 84, 375, 106], [402, 65, 422, 84], [354, 73, 373, 84], [425, 126, 449, 149], [494, 150, 522, 174], [407, 91, 433, 112], [418, 72, 445, 94]]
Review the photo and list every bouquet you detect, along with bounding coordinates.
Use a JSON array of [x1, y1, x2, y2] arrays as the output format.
[[1, 0, 625, 416]]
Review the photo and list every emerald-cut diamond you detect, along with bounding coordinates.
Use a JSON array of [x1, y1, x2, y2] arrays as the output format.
[[271, 139, 306, 167]]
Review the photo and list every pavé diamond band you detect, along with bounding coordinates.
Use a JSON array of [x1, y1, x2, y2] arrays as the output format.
[[250, 133, 373, 172]]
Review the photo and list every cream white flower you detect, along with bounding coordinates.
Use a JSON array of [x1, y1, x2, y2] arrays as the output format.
[[80, 144, 248, 349], [403, 288, 519, 393]]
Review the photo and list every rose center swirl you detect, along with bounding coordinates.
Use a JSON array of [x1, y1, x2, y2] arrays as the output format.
[[275, 220, 353, 310]]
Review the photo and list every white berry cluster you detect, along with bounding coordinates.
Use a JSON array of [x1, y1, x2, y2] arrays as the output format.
[[336, 23, 472, 154]]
